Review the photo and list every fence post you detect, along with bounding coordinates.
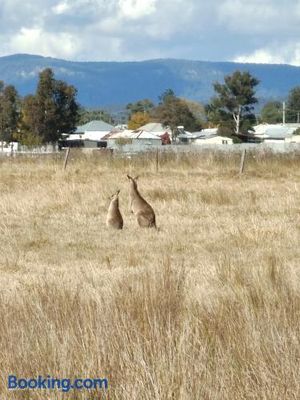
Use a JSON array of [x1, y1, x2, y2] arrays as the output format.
[[239, 149, 246, 175], [63, 147, 71, 170]]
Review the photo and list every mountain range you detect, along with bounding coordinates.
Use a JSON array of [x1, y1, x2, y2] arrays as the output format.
[[0, 54, 300, 109]]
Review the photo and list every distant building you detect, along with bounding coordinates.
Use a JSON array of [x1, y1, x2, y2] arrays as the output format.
[[177, 127, 232, 145], [192, 135, 233, 145], [138, 122, 172, 134], [136, 122, 171, 144], [251, 123, 300, 142], [104, 129, 162, 152], [0, 141, 19, 153], [74, 120, 114, 140], [285, 135, 300, 144], [60, 120, 114, 148]]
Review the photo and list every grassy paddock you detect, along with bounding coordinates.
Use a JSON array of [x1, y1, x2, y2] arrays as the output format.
[[0, 149, 299, 399]]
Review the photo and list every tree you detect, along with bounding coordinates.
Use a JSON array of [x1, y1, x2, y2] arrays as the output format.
[[54, 80, 79, 137], [19, 68, 79, 144], [153, 90, 200, 140], [208, 71, 259, 137], [128, 111, 151, 129], [158, 89, 176, 104], [77, 107, 114, 125], [34, 68, 57, 143], [17, 95, 42, 146], [126, 99, 154, 117], [180, 98, 206, 127], [260, 101, 282, 123], [0, 82, 20, 142], [287, 87, 300, 123]]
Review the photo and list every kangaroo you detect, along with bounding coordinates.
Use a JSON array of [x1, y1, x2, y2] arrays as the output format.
[[106, 190, 123, 229], [127, 175, 156, 228]]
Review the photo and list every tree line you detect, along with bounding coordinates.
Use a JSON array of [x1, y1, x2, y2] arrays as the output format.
[[1, 67, 300, 146], [127, 73, 300, 140]]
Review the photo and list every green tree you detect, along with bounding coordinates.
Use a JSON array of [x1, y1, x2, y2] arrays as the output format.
[[260, 101, 282, 123], [158, 89, 176, 104], [0, 82, 20, 142], [126, 99, 154, 117], [35, 68, 57, 143], [20, 68, 79, 145], [17, 95, 42, 146], [77, 107, 114, 125], [54, 80, 79, 137], [208, 71, 259, 137], [153, 90, 200, 140], [286, 87, 300, 123]]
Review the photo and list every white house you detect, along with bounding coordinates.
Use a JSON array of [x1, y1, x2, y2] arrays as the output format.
[[104, 129, 162, 152], [0, 141, 19, 153], [285, 135, 300, 143], [138, 122, 172, 135], [192, 135, 233, 145], [60, 119, 115, 148], [251, 123, 300, 142], [67, 120, 114, 141], [178, 127, 232, 145], [136, 122, 171, 144], [75, 120, 114, 140]]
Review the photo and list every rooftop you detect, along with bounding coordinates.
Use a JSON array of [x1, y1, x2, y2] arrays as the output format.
[[75, 120, 114, 133], [252, 123, 300, 139], [137, 122, 171, 133]]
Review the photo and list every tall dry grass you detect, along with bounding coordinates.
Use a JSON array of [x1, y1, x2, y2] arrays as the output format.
[[0, 149, 299, 399]]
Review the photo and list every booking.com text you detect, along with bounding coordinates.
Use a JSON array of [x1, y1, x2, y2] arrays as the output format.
[[8, 375, 108, 393]]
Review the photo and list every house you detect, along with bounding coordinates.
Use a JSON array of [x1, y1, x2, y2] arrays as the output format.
[[74, 120, 114, 140], [178, 127, 232, 145], [137, 122, 171, 144], [285, 135, 300, 144], [104, 129, 162, 152], [60, 120, 114, 148], [138, 122, 172, 135], [177, 131, 199, 144], [192, 135, 233, 145], [0, 142, 19, 153], [251, 123, 300, 142]]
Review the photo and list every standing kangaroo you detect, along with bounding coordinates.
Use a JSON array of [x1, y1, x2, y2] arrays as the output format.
[[127, 175, 156, 228], [106, 190, 123, 229]]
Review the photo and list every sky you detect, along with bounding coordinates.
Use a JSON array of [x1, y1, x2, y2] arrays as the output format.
[[1, 0, 300, 65]]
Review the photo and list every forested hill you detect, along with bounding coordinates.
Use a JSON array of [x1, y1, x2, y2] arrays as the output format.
[[1, 54, 300, 107]]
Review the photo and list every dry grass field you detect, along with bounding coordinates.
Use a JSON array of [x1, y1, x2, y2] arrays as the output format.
[[0, 149, 299, 399]]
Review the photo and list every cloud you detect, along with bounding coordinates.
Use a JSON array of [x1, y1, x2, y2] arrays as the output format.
[[52, 1, 70, 15], [0, 0, 300, 64], [234, 43, 300, 67], [234, 49, 285, 65], [8, 27, 78, 59], [217, 0, 281, 33], [118, 0, 157, 19]]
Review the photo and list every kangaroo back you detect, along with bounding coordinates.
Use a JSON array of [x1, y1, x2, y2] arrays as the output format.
[[106, 190, 123, 230], [127, 175, 156, 228]]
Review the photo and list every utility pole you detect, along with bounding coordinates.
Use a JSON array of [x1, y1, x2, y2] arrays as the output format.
[[283, 102, 286, 125]]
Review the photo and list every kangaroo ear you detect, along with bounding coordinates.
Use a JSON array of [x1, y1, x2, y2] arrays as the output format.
[[127, 174, 132, 180], [134, 175, 139, 181], [116, 189, 120, 195]]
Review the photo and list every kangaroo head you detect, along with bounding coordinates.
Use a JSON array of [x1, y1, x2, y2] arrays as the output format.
[[127, 175, 139, 190], [110, 189, 120, 201]]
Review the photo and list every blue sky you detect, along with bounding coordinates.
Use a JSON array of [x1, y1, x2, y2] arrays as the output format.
[[1, 0, 300, 64]]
